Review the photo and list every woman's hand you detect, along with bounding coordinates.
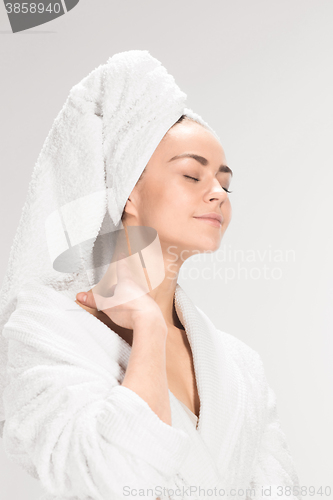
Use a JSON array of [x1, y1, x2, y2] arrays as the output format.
[[77, 252, 171, 425], [76, 252, 165, 331]]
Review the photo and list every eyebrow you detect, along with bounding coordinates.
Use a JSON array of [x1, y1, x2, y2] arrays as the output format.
[[167, 153, 233, 176]]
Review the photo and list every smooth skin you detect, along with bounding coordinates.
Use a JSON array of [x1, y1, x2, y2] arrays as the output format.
[[76, 119, 232, 426]]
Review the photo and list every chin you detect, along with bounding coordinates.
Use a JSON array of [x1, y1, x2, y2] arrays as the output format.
[[192, 236, 222, 254]]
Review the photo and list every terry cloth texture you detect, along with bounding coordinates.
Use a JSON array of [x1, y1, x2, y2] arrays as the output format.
[[1, 282, 301, 500], [0, 49, 219, 427]]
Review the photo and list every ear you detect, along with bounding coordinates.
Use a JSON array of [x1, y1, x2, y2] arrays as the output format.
[[122, 197, 137, 219], [122, 182, 143, 219]]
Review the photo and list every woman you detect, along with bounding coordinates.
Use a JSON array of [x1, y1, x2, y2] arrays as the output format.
[[74, 112, 232, 429], [0, 50, 301, 500]]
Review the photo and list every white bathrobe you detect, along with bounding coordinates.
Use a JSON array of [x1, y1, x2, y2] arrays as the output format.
[[1, 281, 301, 500]]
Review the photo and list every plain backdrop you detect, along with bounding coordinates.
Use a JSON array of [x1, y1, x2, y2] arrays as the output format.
[[1, 1, 332, 498]]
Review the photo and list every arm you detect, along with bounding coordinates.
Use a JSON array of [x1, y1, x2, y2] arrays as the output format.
[[77, 251, 173, 425], [121, 315, 172, 426], [1, 287, 190, 499]]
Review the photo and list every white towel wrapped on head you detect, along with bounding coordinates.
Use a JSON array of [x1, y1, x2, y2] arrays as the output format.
[[0, 49, 219, 432]]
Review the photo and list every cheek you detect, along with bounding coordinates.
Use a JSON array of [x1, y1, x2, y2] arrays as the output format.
[[140, 182, 174, 221], [155, 180, 193, 212], [165, 184, 197, 219], [141, 175, 197, 224]]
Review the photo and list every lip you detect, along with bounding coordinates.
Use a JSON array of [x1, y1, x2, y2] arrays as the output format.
[[193, 213, 223, 228]]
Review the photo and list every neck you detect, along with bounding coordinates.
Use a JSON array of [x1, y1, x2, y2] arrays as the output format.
[[116, 220, 188, 330]]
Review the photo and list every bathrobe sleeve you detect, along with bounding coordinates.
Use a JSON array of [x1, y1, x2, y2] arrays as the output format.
[[1, 286, 191, 500], [247, 353, 301, 500]]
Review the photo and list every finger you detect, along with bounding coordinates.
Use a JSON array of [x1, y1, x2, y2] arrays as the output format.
[[76, 290, 97, 310], [91, 284, 118, 311]]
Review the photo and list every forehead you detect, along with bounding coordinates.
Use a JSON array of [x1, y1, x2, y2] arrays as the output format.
[[156, 120, 227, 163]]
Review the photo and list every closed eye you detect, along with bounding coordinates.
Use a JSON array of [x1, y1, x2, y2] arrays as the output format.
[[183, 175, 232, 193], [184, 175, 199, 182]]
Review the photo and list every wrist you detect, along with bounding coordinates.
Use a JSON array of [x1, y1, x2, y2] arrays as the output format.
[[132, 313, 168, 337]]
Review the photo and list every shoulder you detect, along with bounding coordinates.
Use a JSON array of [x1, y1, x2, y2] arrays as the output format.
[[4, 282, 75, 330], [2, 282, 92, 346], [14, 281, 75, 310], [2, 282, 124, 380]]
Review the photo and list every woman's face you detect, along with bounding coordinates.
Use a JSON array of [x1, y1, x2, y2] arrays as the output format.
[[124, 120, 232, 259]]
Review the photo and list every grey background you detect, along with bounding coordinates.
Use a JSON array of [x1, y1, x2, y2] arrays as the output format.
[[1, 0, 332, 497]]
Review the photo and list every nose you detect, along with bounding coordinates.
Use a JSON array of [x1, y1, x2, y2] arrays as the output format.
[[204, 178, 228, 204]]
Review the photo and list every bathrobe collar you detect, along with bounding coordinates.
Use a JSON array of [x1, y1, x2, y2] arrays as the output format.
[[91, 280, 246, 488], [173, 283, 246, 483]]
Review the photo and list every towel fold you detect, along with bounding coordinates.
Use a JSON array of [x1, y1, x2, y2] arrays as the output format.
[[0, 49, 219, 429]]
